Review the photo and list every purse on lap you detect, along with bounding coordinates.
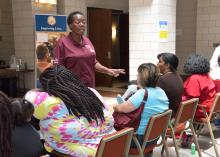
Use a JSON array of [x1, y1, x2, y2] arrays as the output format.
[[113, 89, 148, 131]]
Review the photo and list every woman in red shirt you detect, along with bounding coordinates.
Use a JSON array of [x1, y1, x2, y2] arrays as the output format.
[[54, 11, 125, 88], [182, 54, 216, 118]]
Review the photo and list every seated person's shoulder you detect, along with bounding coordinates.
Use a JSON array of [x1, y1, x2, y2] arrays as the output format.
[[25, 90, 51, 104], [129, 88, 146, 101], [88, 87, 104, 103]]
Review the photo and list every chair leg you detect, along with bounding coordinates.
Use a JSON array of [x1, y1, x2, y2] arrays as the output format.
[[177, 130, 184, 146], [196, 124, 204, 138], [161, 137, 168, 156], [132, 135, 144, 157], [163, 139, 169, 157], [170, 127, 180, 157], [207, 121, 220, 157], [161, 145, 165, 156], [190, 123, 202, 157]]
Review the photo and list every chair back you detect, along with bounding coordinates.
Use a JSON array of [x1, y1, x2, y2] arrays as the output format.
[[173, 98, 199, 129], [129, 110, 172, 156], [134, 109, 171, 152], [209, 93, 220, 117], [95, 128, 134, 157]]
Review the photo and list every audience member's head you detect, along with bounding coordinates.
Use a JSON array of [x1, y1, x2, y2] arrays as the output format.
[[137, 63, 159, 88], [0, 91, 13, 157], [39, 65, 105, 124], [183, 53, 210, 74], [11, 99, 34, 126], [36, 44, 50, 62], [36, 44, 53, 73], [157, 52, 179, 73]]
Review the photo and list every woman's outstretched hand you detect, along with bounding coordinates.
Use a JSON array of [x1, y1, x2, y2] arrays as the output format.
[[108, 68, 126, 77]]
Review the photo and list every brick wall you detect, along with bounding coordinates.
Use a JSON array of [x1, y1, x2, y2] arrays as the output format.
[[176, 0, 197, 73], [86, 0, 128, 12], [129, 0, 176, 80], [196, 0, 220, 60], [12, 0, 35, 89], [0, 0, 14, 62]]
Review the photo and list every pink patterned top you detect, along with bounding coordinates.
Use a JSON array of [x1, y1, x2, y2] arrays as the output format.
[[25, 88, 115, 157]]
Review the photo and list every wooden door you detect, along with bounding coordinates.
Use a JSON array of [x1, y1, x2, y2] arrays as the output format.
[[87, 8, 112, 87], [119, 13, 129, 81]]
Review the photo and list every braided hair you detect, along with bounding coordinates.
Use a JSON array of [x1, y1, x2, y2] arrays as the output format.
[[39, 65, 105, 124], [0, 91, 13, 157]]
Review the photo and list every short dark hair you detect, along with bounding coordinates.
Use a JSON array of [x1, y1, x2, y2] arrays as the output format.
[[36, 45, 49, 60], [11, 99, 34, 126], [137, 63, 159, 88], [157, 52, 179, 72], [183, 53, 210, 74], [67, 11, 84, 26]]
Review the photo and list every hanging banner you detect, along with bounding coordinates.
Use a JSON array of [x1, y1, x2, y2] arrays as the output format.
[[35, 14, 67, 32], [159, 20, 168, 42], [35, 14, 67, 88]]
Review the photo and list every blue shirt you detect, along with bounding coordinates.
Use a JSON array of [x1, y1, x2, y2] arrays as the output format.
[[129, 87, 169, 135]]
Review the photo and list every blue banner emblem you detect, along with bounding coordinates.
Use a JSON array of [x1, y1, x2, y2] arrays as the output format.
[[35, 14, 67, 32]]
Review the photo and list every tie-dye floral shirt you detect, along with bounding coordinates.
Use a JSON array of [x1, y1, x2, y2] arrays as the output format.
[[25, 88, 115, 157]]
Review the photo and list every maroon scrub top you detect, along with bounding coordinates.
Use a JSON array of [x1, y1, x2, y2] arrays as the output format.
[[54, 33, 97, 87]]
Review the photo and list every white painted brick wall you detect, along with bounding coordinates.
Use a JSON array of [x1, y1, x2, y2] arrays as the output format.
[[129, 0, 176, 80]]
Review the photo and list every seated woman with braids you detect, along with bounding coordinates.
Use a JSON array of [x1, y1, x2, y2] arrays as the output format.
[[25, 65, 115, 157]]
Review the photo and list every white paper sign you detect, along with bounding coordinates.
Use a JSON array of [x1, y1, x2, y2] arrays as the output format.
[[36, 33, 48, 42]]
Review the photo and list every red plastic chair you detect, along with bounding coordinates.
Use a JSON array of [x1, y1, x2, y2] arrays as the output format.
[[50, 128, 134, 157], [95, 128, 134, 157], [194, 93, 220, 157], [129, 110, 172, 157], [163, 98, 202, 157]]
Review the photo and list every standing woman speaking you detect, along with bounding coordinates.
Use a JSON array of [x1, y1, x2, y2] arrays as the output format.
[[54, 11, 125, 87]]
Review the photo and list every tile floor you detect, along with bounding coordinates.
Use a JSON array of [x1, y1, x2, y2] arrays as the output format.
[[103, 96, 220, 157]]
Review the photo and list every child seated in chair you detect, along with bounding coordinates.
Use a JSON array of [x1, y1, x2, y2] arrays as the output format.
[[0, 91, 45, 157], [11, 98, 45, 157]]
